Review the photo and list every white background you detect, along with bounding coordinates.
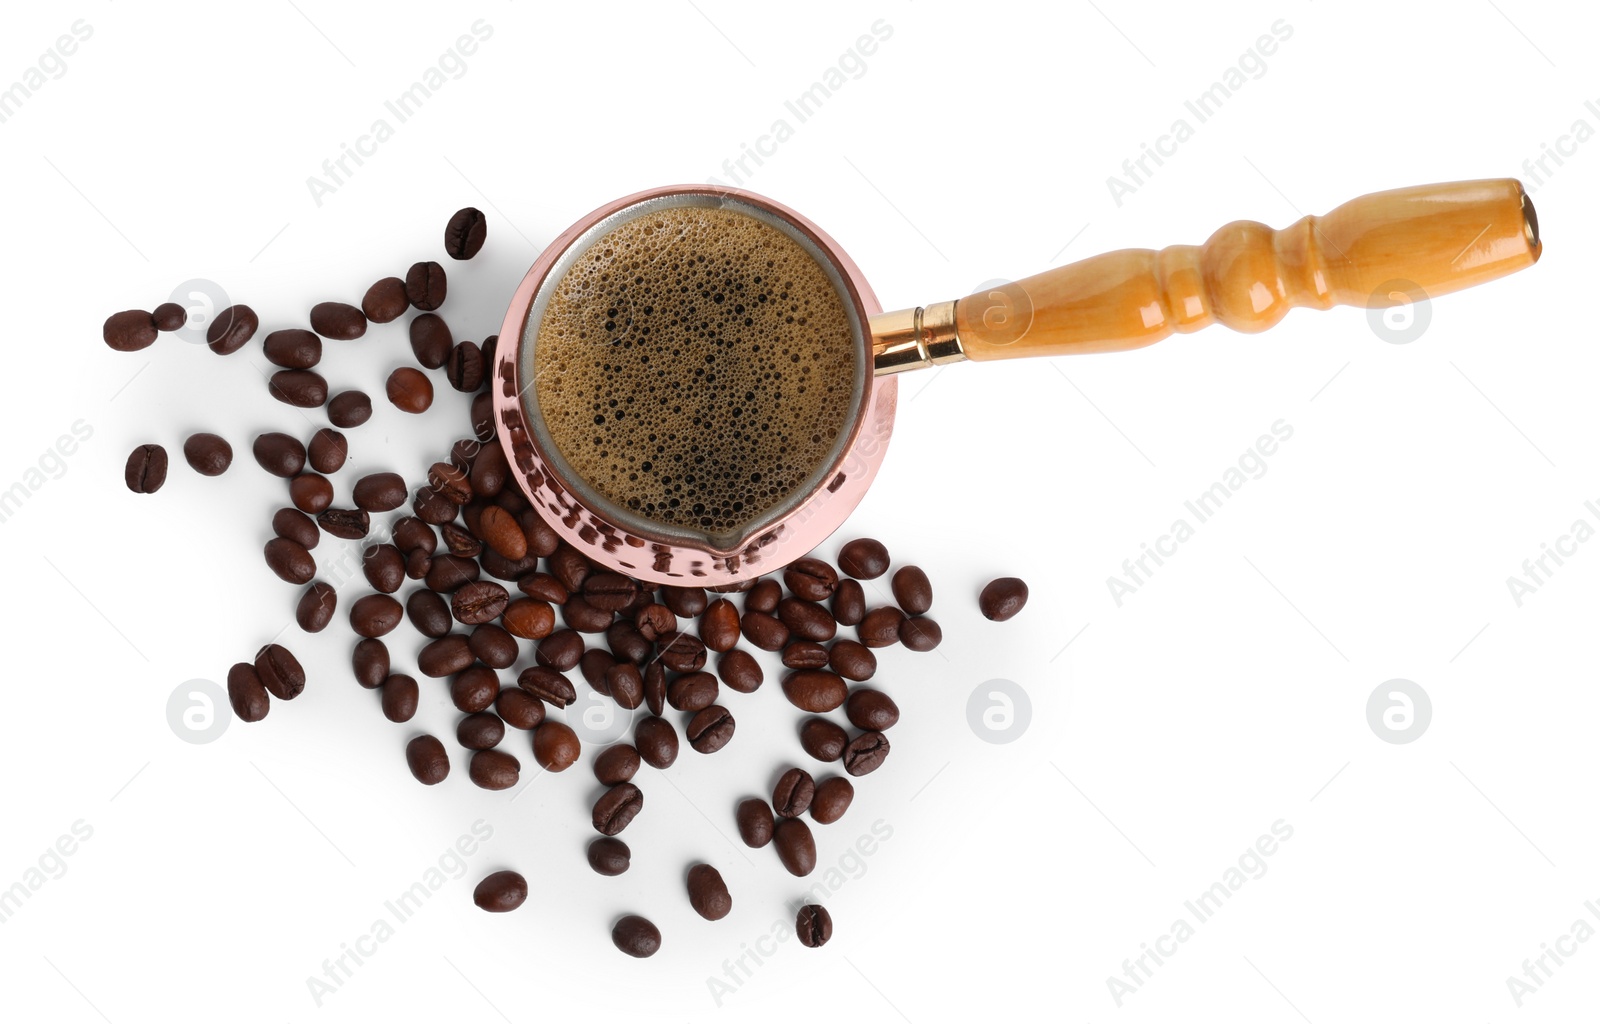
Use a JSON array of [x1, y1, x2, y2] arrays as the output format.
[[0, 0, 1593, 1020]]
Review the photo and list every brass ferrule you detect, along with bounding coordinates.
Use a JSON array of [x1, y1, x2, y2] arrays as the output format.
[[869, 300, 965, 376]]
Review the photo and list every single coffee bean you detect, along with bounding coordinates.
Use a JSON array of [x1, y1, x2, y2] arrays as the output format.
[[392, 516, 436, 555], [254, 643, 306, 700], [657, 632, 711, 674], [303, 428, 346, 475], [362, 277, 409, 323], [587, 836, 630, 876], [227, 662, 270, 722], [778, 598, 837, 642], [892, 565, 933, 614], [633, 716, 678, 769], [843, 731, 891, 776], [611, 915, 660, 958], [262, 328, 322, 369], [417, 634, 473, 677], [425, 553, 479, 593], [151, 302, 186, 332], [740, 611, 790, 651], [535, 629, 584, 671], [362, 544, 405, 594], [547, 544, 592, 592], [858, 607, 906, 648], [349, 593, 402, 638], [452, 666, 500, 713], [606, 662, 644, 710], [444, 207, 487, 260], [471, 390, 495, 441], [662, 585, 707, 617], [268, 369, 328, 408], [495, 687, 545, 730], [810, 776, 854, 824], [406, 588, 452, 638], [423, 463, 467, 506], [446, 342, 485, 392], [327, 390, 373, 428], [773, 767, 816, 818], [781, 670, 847, 713], [482, 548, 543, 585], [846, 688, 899, 731], [561, 595, 613, 633], [532, 720, 581, 772], [900, 615, 942, 651], [502, 598, 555, 640], [799, 718, 849, 763], [980, 576, 1030, 621], [405, 260, 447, 310], [452, 580, 510, 625], [288, 473, 333, 513], [472, 869, 526, 913], [124, 444, 168, 493], [457, 711, 505, 750], [686, 705, 735, 754], [206, 304, 257, 354], [470, 443, 509, 497], [606, 620, 651, 664], [593, 743, 640, 784], [103, 309, 157, 352], [686, 864, 732, 921], [518, 666, 576, 708], [666, 672, 718, 713], [796, 904, 833, 947], [593, 782, 643, 835], [832, 578, 866, 626], [296, 581, 337, 632], [784, 557, 838, 601], [444, 519, 483, 558], [687, 598, 737, 652], [521, 511, 561, 558], [469, 748, 519, 790], [581, 572, 639, 613], [309, 301, 367, 340], [746, 579, 781, 614], [381, 673, 420, 723], [643, 662, 667, 716], [408, 312, 453, 369], [633, 603, 676, 642], [264, 537, 316, 584], [317, 507, 370, 540], [736, 798, 774, 848], [352, 638, 389, 689], [252, 432, 306, 477], [405, 734, 450, 785], [838, 538, 890, 580], [773, 817, 817, 876], [386, 367, 434, 413], [182, 433, 232, 476], [828, 639, 876, 681], [717, 649, 764, 693], [478, 505, 527, 561], [351, 472, 406, 513], [412, 486, 457, 525], [469, 624, 518, 669], [273, 507, 319, 549]]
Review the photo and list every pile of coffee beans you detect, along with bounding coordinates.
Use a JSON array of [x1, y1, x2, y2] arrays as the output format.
[[105, 206, 1031, 960]]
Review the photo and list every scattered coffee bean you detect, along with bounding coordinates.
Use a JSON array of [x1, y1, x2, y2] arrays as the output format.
[[736, 798, 774, 848], [254, 643, 305, 700], [810, 777, 854, 824], [252, 432, 307, 478], [470, 444, 509, 497], [263, 328, 322, 369], [268, 369, 328, 408], [362, 544, 405, 593], [409, 313, 453, 369], [352, 638, 389, 689], [406, 734, 450, 785], [519, 665, 576, 708], [227, 662, 270, 722], [900, 615, 942, 651], [587, 837, 630, 876], [662, 585, 707, 617], [606, 621, 651, 664], [393, 516, 437, 554], [594, 743, 640, 785], [799, 718, 848, 763], [532, 720, 581, 772], [310, 301, 367, 340], [563, 596, 613, 633], [535, 629, 584, 671], [686, 705, 735, 754], [351, 472, 407, 512], [746, 579, 781, 614], [634, 716, 679, 769], [305, 428, 347, 474], [717, 649, 764, 693], [741, 611, 790, 651], [457, 711, 505, 750], [273, 507, 319, 549], [831, 578, 866, 626], [858, 607, 905, 648], [699, 599, 740, 651], [892, 565, 933, 614], [362, 277, 409, 323], [407, 588, 452, 637], [444, 207, 487, 260], [667, 672, 718, 713], [828, 639, 876, 681], [838, 538, 890, 579], [124, 444, 168, 493], [593, 782, 643, 835], [785, 557, 838, 601], [387, 367, 433, 413], [264, 537, 316, 584], [453, 580, 510, 625], [687, 864, 732, 921], [478, 505, 527, 561], [103, 309, 157, 352], [289, 474, 333, 514], [843, 731, 891, 776], [446, 342, 485, 392], [317, 507, 370, 540], [469, 749, 520, 790], [774, 817, 817, 876], [426, 553, 480, 592], [606, 662, 644, 710], [495, 687, 545, 730], [296, 581, 337, 632], [327, 390, 373, 428], [633, 602, 675, 641], [773, 767, 816, 818], [206, 304, 258, 355], [469, 624, 517, 668], [502, 598, 555, 640], [451, 666, 500, 713], [152, 302, 186, 332], [417, 634, 473, 677], [473, 869, 526, 912], [182, 433, 232, 476], [349, 593, 402, 638], [782, 670, 847, 713], [643, 662, 667, 715], [980, 577, 1029, 621], [845, 689, 899, 731], [381, 673, 420, 723], [796, 904, 833, 947], [779, 597, 837, 642], [405, 260, 447, 310], [611, 915, 660, 958]]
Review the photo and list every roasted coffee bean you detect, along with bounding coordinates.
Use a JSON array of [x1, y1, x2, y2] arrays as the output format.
[[470, 443, 508, 498], [317, 507, 370, 540], [667, 671, 718, 713], [828, 639, 877, 681], [473, 869, 526, 913], [262, 328, 322, 369], [152, 302, 186, 332], [469, 749, 519, 790], [386, 367, 434, 413], [502, 598, 555, 640], [446, 342, 484, 392], [796, 904, 833, 947], [838, 538, 890, 580], [327, 390, 373, 428], [288, 473, 333, 513], [843, 731, 891, 776], [606, 662, 644, 710], [227, 663, 270, 722], [782, 670, 847, 713], [296, 581, 337, 632], [831, 578, 866, 626], [253, 432, 306, 477], [264, 537, 316, 584], [581, 649, 617, 692], [611, 915, 660, 958], [406, 589, 452, 637], [469, 624, 517, 669], [593, 782, 643, 835], [412, 486, 458, 525], [784, 557, 839, 601], [858, 607, 905, 648], [457, 711, 505, 750], [746, 579, 781, 614], [452, 580, 509, 625], [405, 260, 447, 310], [381, 673, 420, 722], [535, 629, 584, 671], [587, 837, 630, 876], [426, 554, 480, 592], [891, 565, 933, 614], [182, 433, 232, 476], [900, 616, 942, 651], [443, 518, 482, 556], [352, 638, 389, 689], [698, 598, 740, 651], [774, 817, 817, 876], [633, 603, 676, 642], [810, 777, 854, 824], [495, 687, 545, 730], [846, 689, 899, 731], [392, 516, 436, 555], [273, 507, 319, 549], [405, 734, 450, 785], [351, 472, 407, 512], [479, 547, 540, 583], [444, 207, 487, 260], [561, 595, 613, 633], [686, 705, 735, 754], [633, 716, 678, 769], [407, 312, 452, 369], [268, 369, 328, 408], [309, 301, 367, 340], [124, 444, 167, 493], [717, 649, 763, 693], [451, 670, 501, 715], [773, 768, 816, 818], [606, 620, 652, 664], [980, 576, 1029, 621], [303, 428, 346, 475], [779, 598, 837, 642], [255, 643, 305, 700], [361, 276, 409, 323], [406, 548, 433, 580], [643, 662, 667, 716], [361, 544, 404, 594], [548, 545, 592, 592], [104, 309, 157, 351], [740, 612, 790, 651], [521, 511, 561, 558], [206, 303, 257, 354], [470, 390, 495, 441], [662, 585, 707, 617], [594, 743, 640, 785], [736, 798, 775, 848], [687, 864, 732, 921], [478, 505, 527, 560], [349, 593, 402, 638], [518, 666, 576, 708], [799, 718, 848, 763], [657, 631, 707, 673], [581, 572, 639, 613], [417, 634, 473, 677], [422, 464, 466, 507]]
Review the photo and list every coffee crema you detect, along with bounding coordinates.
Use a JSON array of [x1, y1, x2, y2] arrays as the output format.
[[531, 203, 858, 536]]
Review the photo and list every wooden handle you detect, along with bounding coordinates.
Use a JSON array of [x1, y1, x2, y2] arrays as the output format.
[[953, 179, 1540, 360]]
